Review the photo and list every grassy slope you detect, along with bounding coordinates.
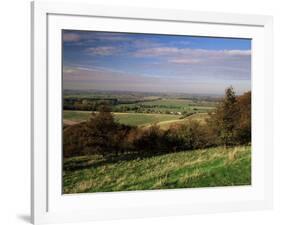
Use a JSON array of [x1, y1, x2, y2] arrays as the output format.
[[63, 110, 209, 128], [156, 113, 209, 130], [114, 113, 180, 126], [64, 110, 180, 126], [63, 146, 251, 194]]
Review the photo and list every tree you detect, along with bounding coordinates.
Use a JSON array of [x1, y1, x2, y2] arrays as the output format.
[[63, 122, 89, 158], [208, 87, 240, 147], [165, 120, 211, 151], [133, 124, 164, 154], [83, 106, 117, 156], [235, 91, 251, 144]]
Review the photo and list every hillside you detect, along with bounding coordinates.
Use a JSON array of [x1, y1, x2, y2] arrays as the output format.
[[63, 110, 209, 128], [63, 145, 251, 193], [63, 110, 181, 127]]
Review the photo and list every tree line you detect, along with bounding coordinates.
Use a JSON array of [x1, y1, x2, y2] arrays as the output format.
[[63, 87, 251, 158], [63, 97, 161, 112]]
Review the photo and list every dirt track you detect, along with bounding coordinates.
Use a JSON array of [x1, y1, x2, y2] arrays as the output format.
[[63, 119, 80, 126]]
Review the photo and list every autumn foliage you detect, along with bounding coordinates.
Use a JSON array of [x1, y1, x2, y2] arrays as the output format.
[[63, 87, 251, 158]]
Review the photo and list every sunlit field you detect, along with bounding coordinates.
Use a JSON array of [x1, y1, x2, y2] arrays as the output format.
[[63, 146, 251, 193]]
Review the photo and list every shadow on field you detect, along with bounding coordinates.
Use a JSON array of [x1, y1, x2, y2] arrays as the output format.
[[63, 151, 180, 172]]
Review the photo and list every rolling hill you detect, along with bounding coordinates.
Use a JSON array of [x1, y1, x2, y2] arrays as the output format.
[[63, 145, 251, 193]]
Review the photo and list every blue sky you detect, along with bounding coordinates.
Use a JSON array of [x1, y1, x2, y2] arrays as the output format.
[[63, 30, 251, 95]]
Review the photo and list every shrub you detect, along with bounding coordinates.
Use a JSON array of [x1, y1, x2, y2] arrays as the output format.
[[64, 108, 133, 158], [207, 87, 251, 147], [133, 124, 165, 154], [63, 122, 89, 158], [165, 120, 212, 151], [63, 88, 251, 158]]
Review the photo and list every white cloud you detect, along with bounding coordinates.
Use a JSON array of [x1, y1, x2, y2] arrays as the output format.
[[85, 46, 119, 56], [225, 50, 251, 56], [134, 47, 251, 57], [63, 66, 250, 94], [133, 47, 251, 74], [134, 47, 251, 58], [134, 47, 180, 57], [63, 66, 77, 73], [63, 33, 81, 42], [168, 59, 201, 64]]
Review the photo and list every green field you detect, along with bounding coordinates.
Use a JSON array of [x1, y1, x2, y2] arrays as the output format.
[[63, 110, 92, 122], [114, 113, 180, 126], [63, 110, 210, 128], [63, 145, 251, 193], [115, 98, 216, 113], [63, 94, 216, 127], [64, 110, 181, 127]]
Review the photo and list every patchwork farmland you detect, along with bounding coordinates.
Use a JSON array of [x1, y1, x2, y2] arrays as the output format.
[[63, 89, 251, 193]]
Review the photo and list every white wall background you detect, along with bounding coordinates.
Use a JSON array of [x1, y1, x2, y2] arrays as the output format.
[[0, 0, 280, 224]]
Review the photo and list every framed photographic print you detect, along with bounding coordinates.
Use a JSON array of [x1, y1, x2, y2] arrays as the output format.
[[31, 1, 273, 224]]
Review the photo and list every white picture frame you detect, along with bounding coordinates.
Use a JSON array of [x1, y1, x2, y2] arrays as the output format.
[[31, 1, 273, 224]]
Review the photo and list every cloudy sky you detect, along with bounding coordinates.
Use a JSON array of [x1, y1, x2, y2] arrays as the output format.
[[63, 30, 251, 95]]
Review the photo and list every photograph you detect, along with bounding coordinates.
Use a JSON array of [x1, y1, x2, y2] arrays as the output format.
[[62, 30, 251, 194]]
